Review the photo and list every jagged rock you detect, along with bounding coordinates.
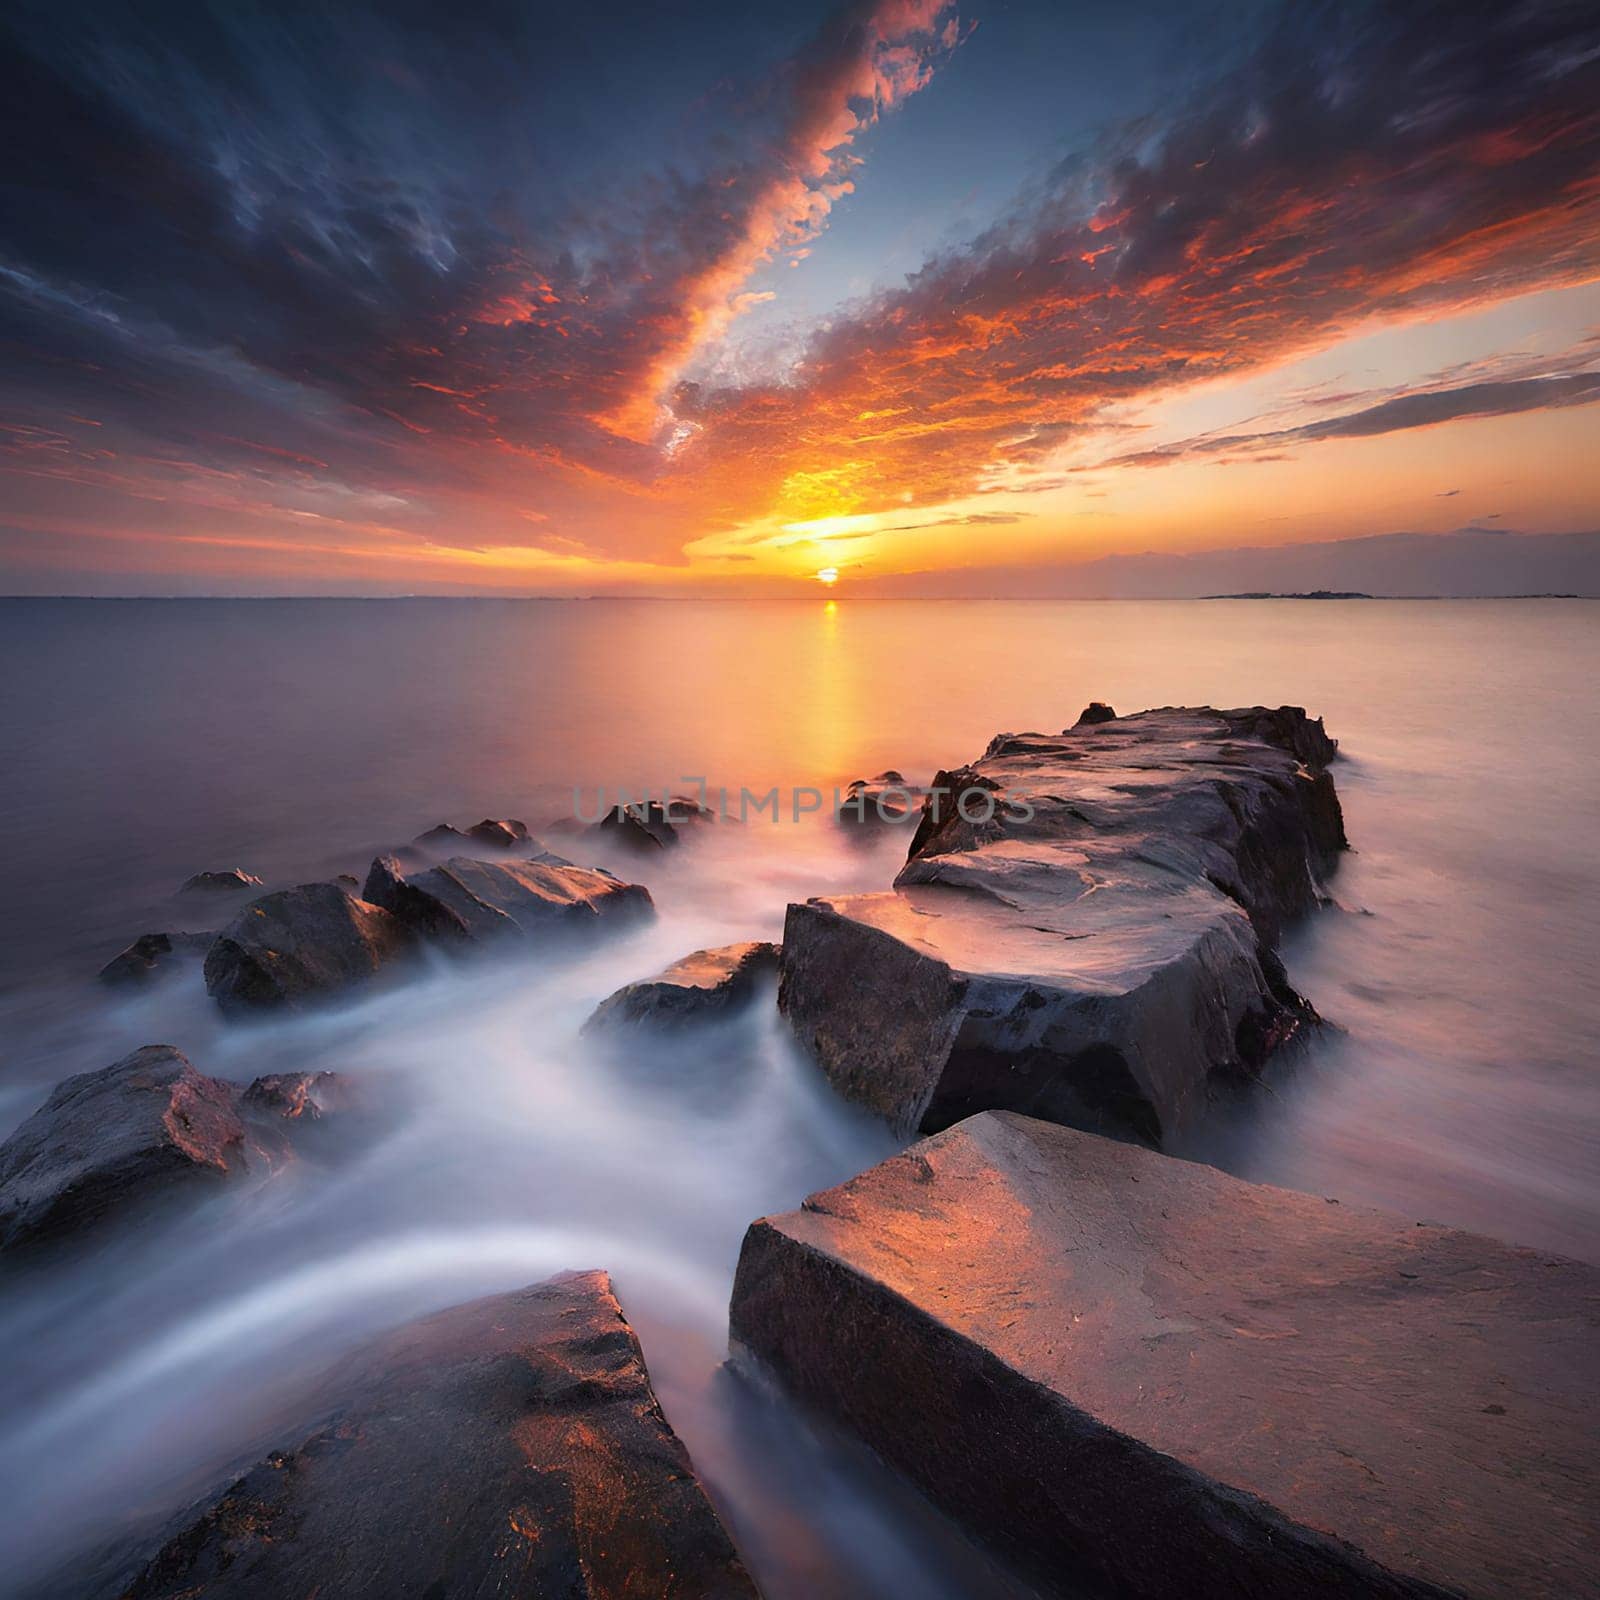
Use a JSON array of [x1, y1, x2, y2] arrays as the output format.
[[204, 882, 418, 1014], [122, 1272, 757, 1600], [1073, 700, 1117, 726], [779, 706, 1344, 1143], [98, 931, 214, 986], [415, 817, 531, 852], [0, 1046, 247, 1254], [836, 771, 920, 825], [179, 868, 264, 894], [363, 854, 653, 946], [595, 796, 716, 852], [585, 941, 780, 1031], [730, 1111, 1599, 1600], [241, 1071, 387, 1158], [242, 1071, 358, 1125]]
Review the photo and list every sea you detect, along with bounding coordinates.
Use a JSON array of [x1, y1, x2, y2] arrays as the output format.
[[0, 595, 1596, 1596]]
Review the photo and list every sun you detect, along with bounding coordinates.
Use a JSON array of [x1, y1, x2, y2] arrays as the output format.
[[816, 566, 839, 586]]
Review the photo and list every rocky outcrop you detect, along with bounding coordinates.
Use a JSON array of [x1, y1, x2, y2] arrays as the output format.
[[0, 1050, 375, 1256], [730, 1112, 1600, 1600], [585, 941, 780, 1031], [204, 882, 417, 1014], [0, 1047, 247, 1254], [179, 868, 263, 894], [1073, 699, 1117, 725], [779, 705, 1344, 1143], [363, 854, 653, 946], [836, 771, 920, 825], [123, 1271, 757, 1600], [98, 930, 213, 986]]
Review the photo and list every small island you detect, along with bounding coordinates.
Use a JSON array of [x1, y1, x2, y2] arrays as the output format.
[[1203, 590, 1374, 600]]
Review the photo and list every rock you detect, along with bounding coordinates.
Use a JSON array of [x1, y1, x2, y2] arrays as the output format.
[[98, 930, 213, 987], [730, 1111, 1600, 1600], [242, 1071, 358, 1124], [122, 1271, 757, 1600], [0, 1046, 247, 1255], [836, 772, 920, 825], [204, 882, 418, 1014], [363, 854, 653, 947], [585, 941, 780, 1031], [179, 868, 264, 894], [415, 818, 531, 852], [1073, 700, 1117, 725], [779, 706, 1344, 1144], [241, 1071, 387, 1157], [595, 796, 715, 852]]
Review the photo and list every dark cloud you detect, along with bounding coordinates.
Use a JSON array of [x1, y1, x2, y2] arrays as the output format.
[[683, 0, 1600, 519], [1, 0, 1597, 581], [1107, 372, 1600, 467]]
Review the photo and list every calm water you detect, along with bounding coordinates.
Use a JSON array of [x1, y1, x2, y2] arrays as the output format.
[[0, 596, 1597, 1596]]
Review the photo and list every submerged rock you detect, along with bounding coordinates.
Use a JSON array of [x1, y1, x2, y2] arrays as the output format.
[[364, 854, 653, 946], [204, 882, 417, 1014], [731, 1111, 1599, 1600], [98, 930, 213, 987], [179, 868, 264, 894], [780, 705, 1343, 1144], [595, 796, 716, 852], [415, 817, 531, 852], [240, 1070, 388, 1158], [123, 1271, 757, 1600], [585, 941, 780, 1031], [242, 1070, 361, 1125], [836, 771, 920, 825], [0, 1046, 247, 1255]]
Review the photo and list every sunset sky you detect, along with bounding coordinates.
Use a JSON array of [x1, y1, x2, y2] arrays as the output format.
[[2, 0, 1597, 595]]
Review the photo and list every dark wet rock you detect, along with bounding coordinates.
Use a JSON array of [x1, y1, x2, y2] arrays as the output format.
[[585, 941, 780, 1031], [466, 816, 530, 849], [123, 1271, 757, 1600], [415, 817, 531, 852], [1072, 700, 1117, 726], [780, 706, 1344, 1144], [98, 931, 213, 987], [242, 1071, 358, 1125], [731, 1111, 1599, 1600], [836, 772, 921, 825], [203, 883, 418, 1014], [0, 1046, 247, 1255], [595, 796, 716, 852], [179, 868, 263, 894], [364, 854, 653, 947], [240, 1071, 389, 1158]]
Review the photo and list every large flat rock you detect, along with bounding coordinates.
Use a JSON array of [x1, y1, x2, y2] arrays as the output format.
[[779, 705, 1344, 1142], [730, 1112, 1599, 1600], [124, 1271, 757, 1600], [364, 853, 653, 946]]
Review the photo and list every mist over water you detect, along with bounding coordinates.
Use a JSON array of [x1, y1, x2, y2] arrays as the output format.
[[1, 597, 1596, 1596]]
